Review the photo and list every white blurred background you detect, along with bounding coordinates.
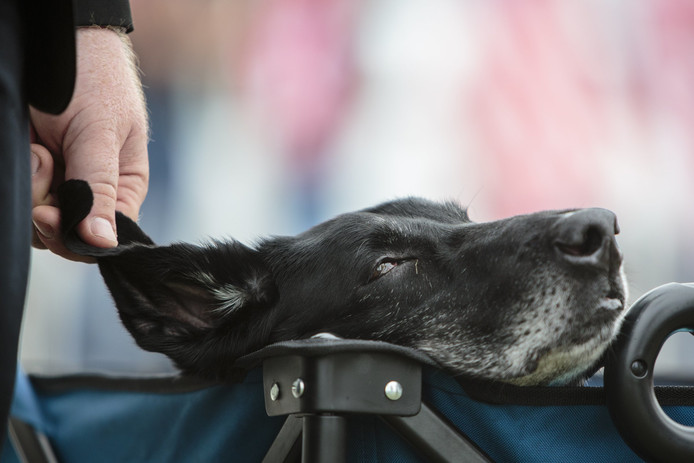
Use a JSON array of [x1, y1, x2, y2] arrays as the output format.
[[19, 0, 694, 380]]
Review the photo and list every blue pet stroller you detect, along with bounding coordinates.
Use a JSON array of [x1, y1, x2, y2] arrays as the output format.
[[4, 283, 694, 463]]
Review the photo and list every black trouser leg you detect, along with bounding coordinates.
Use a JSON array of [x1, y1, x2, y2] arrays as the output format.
[[0, 0, 31, 449]]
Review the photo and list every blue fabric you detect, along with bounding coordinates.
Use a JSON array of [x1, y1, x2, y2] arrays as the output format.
[[8, 366, 694, 462], [18, 369, 285, 463], [8, 368, 44, 431], [1, 368, 43, 463], [0, 442, 19, 463], [422, 370, 643, 462], [423, 368, 694, 462]]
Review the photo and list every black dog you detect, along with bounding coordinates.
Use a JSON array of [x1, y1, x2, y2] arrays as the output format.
[[58, 180, 626, 386]]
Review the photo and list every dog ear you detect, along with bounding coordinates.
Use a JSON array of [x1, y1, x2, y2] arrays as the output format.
[[97, 241, 278, 358], [58, 179, 155, 254], [58, 180, 278, 377]]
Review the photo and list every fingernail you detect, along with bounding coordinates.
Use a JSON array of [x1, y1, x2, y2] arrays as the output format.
[[31, 152, 40, 176], [90, 217, 118, 244], [33, 219, 54, 239]]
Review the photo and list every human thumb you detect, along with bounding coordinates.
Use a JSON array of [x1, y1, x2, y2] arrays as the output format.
[[64, 120, 121, 248]]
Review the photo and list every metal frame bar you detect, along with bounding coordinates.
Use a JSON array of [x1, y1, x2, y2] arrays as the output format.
[[383, 403, 492, 463], [7, 417, 58, 463]]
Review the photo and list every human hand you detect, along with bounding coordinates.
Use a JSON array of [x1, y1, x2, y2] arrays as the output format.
[[31, 27, 149, 262]]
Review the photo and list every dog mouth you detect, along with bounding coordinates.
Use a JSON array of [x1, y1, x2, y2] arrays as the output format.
[[581, 293, 625, 329], [598, 297, 623, 311], [587, 275, 627, 321], [415, 281, 628, 386], [502, 277, 627, 386], [602, 279, 627, 312]]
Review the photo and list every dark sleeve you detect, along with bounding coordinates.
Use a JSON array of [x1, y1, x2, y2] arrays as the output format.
[[25, 0, 76, 114], [73, 0, 134, 33]]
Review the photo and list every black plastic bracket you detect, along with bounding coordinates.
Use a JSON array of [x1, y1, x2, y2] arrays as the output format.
[[605, 282, 694, 463], [263, 351, 422, 417], [257, 339, 493, 462]]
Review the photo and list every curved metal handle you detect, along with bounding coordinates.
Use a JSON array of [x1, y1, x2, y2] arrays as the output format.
[[604, 282, 694, 463]]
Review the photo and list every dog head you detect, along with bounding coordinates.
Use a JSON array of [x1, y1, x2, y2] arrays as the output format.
[[59, 180, 627, 385]]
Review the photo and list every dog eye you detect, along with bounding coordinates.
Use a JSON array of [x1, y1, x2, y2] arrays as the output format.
[[370, 259, 400, 281]]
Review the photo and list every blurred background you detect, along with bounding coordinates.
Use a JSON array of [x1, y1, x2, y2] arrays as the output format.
[[19, 0, 694, 381]]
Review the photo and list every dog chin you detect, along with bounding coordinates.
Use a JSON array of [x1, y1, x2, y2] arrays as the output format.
[[504, 313, 626, 387]]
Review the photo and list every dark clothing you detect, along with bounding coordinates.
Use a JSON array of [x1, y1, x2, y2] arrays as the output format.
[[0, 0, 33, 446], [0, 0, 132, 446], [73, 0, 134, 34], [25, 0, 76, 114]]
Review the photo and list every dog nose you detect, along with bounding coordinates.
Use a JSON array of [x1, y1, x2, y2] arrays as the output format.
[[552, 208, 621, 270]]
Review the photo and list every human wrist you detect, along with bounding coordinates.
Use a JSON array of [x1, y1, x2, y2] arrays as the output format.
[[73, 27, 145, 122]]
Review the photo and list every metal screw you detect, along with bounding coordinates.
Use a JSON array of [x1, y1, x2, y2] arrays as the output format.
[[385, 381, 403, 401], [270, 383, 280, 401], [631, 360, 648, 378], [292, 378, 305, 398]]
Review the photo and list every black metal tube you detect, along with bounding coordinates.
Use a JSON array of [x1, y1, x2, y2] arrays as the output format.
[[383, 403, 492, 463], [262, 415, 303, 463], [302, 415, 347, 463]]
